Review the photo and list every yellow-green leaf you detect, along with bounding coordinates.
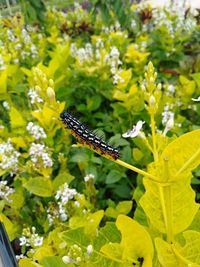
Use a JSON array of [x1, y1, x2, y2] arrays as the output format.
[[155, 231, 200, 267], [9, 106, 26, 128], [140, 177, 199, 234], [33, 246, 55, 262], [0, 69, 7, 94], [116, 215, 154, 266], [19, 258, 42, 267], [161, 129, 200, 181], [24, 177, 53, 197], [0, 213, 19, 240]]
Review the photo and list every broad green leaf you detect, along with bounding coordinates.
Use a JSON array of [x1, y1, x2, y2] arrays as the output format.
[[116, 215, 154, 266], [140, 177, 199, 234], [155, 231, 200, 267], [41, 256, 66, 267], [24, 177, 53, 197], [106, 170, 123, 184], [9, 191, 24, 209], [9, 106, 26, 128], [161, 129, 200, 181], [87, 95, 102, 111]]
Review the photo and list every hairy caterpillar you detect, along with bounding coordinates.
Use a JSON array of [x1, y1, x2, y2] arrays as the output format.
[[60, 110, 119, 160]]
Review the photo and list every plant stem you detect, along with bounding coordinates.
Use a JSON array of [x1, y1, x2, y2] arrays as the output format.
[[116, 159, 156, 181]]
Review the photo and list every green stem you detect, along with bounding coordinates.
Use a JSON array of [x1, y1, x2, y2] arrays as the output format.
[[175, 147, 200, 178], [116, 159, 157, 181], [159, 157, 173, 243]]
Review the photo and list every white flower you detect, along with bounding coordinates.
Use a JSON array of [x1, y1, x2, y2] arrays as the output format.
[[0, 139, 20, 172], [162, 106, 174, 126], [163, 117, 174, 135], [2, 101, 10, 110], [192, 96, 200, 102], [55, 183, 77, 204], [0, 181, 15, 202], [122, 121, 145, 138], [84, 174, 95, 182], [28, 88, 43, 104], [62, 256, 73, 264], [29, 142, 53, 168], [33, 236, 43, 247], [19, 236, 27, 246], [16, 254, 26, 260], [86, 244, 93, 256], [27, 122, 46, 140]]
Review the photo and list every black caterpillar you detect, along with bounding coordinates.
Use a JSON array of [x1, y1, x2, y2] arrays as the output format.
[[60, 110, 119, 160]]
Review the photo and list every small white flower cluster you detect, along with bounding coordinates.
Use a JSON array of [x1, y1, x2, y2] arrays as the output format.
[[55, 183, 77, 205], [47, 203, 68, 225], [0, 180, 14, 202], [62, 244, 93, 265], [104, 46, 123, 84], [0, 55, 5, 70], [2, 101, 10, 110], [47, 183, 78, 225], [30, 44, 38, 58], [162, 105, 174, 126], [7, 29, 16, 42], [102, 21, 121, 34], [70, 43, 93, 64], [21, 28, 31, 45], [19, 226, 43, 248], [0, 139, 20, 172], [84, 173, 95, 182], [152, 4, 197, 37], [16, 254, 27, 261], [29, 143, 53, 168], [165, 84, 175, 96], [26, 122, 47, 140], [28, 88, 43, 104], [113, 70, 124, 85]]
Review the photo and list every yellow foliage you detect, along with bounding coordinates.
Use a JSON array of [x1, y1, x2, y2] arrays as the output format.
[[125, 44, 150, 64]]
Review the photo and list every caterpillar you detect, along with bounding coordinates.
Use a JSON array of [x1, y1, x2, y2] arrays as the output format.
[[60, 110, 119, 160]]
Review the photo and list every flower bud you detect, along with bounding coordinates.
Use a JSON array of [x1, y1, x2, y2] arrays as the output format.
[[149, 95, 156, 107], [47, 87, 55, 102]]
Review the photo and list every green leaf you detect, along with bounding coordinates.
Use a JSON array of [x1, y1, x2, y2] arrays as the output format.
[[9, 106, 26, 128], [87, 95, 102, 111], [53, 172, 74, 190], [41, 256, 66, 267], [155, 231, 200, 267], [106, 170, 123, 184], [116, 215, 154, 266], [62, 223, 123, 266], [24, 177, 53, 197]]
